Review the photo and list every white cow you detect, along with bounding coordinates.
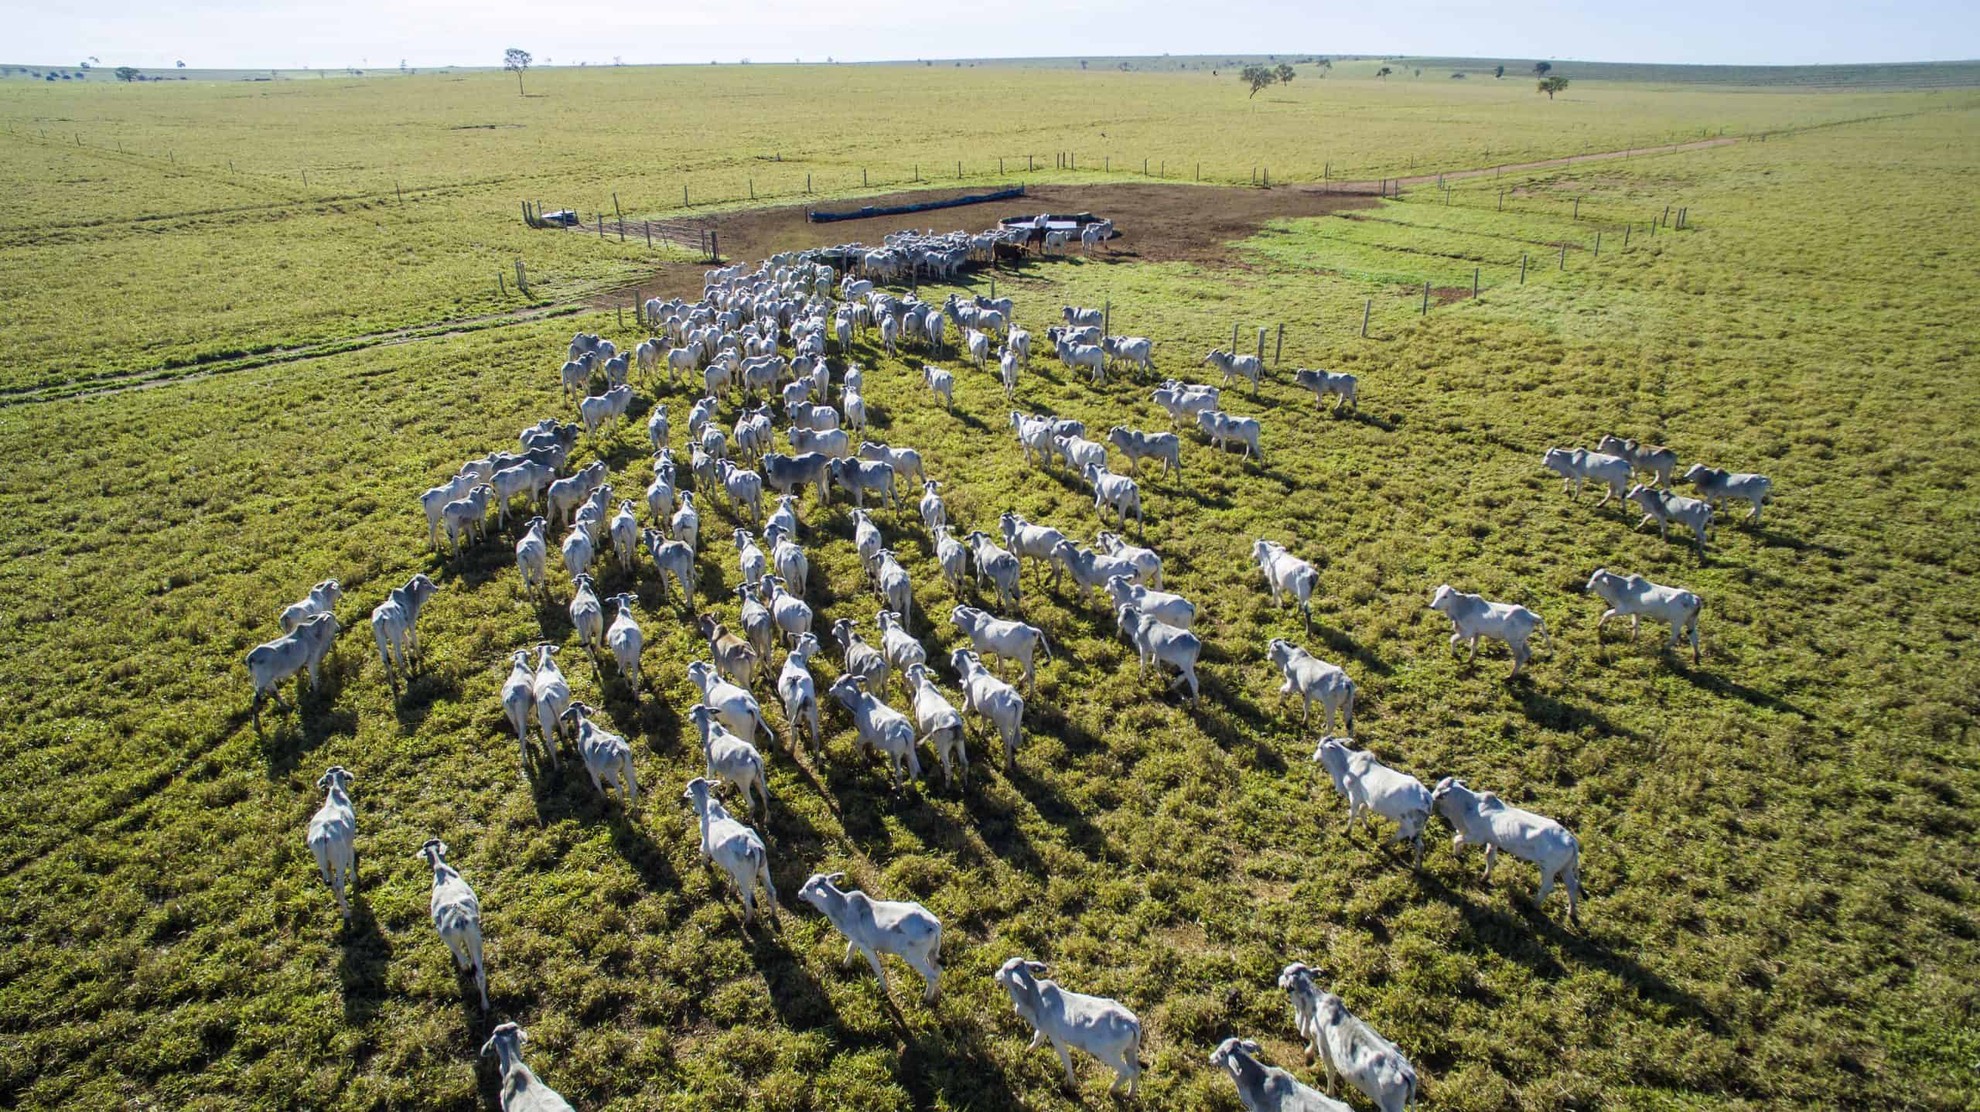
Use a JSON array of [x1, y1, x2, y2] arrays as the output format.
[[1541, 447, 1633, 506], [480, 1023, 576, 1112], [798, 872, 944, 1003], [1682, 464, 1773, 525], [994, 958, 1145, 1097], [1278, 964, 1418, 1112], [1253, 540, 1319, 632], [1586, 568, 1702, 663], [1266, 639, 1354, 733], [561, 702, 640, 807], [1427, 584, 1550, 675], [416, 838, 487, 1010], [683, 777, 779, 927], [305, 766, 358, 919], [1311, 737, 1432, 865], [1210, 1037, 1351, 1112], [1433, 777, 1584, 919]]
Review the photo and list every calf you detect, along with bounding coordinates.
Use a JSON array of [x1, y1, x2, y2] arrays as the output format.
[[643, 528, 697, 607], [934, 524, 969, 593], [514, 516, 550, 593], [1427, 584, 1550, 676], [370, 573, 439, 683], [950, 649, 1024, 772], [830, 458, 899, 510], [247, 612, 340, 723], [903, 663, 968, 787], [993, 959, 1145, 1097], [531, 644, 569, 769], [1210, 1037, 1350, 1112], [951, 605, 1050, 693], [1586, 568, 1702, 663], [923, 363, 955, 409], [683, 777, 779, 927], [799, 872, 944, 1003], [1293, 367, 1359, 413], [568, 574, 604, 657], [963, 532, 1023, 612], [416, 838, 488, 1011], [1626, 483, 1713, 555], [561, 702, 640, 807], [1278, 964, 1417, 1112], [777, 632, 824, 754], [1541, 447, 1632, 506], [831, 617, 892, 693], [696, 611, 759, 688], [1106, 576, 1196, 630], [1095, 531, 1163, 588], [604, 594, 644, 701], [1198, 409, 1264, 461], [1266, 639, 1354, 733], [1432, 777, 1584, 920], [1107, 426, 1182, 478], [1682, 463, 1772, 525], [763, 576, 814, 646], [999, 511, 1066, 587], [279, 579, 343, 635], [689, 703, 771, 818], [1116, 604, 1202, 704], [1596, 435, 1679, 487], [1051, 539, 1140, 603], [1311, 738, 1431, 865], [918, 481, 946, 533], [306, 766, 358, 919], [500, 650, 537, 766], [1253, 540, 1319, 632], [1083, 463, 1144, 533], [1203, 348, 1264, 394], [480, 1023, 576, 1112], [827, 675, 922, 790]]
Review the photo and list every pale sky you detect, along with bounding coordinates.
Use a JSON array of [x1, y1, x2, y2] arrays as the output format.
[[8, 0, 1976, 70]]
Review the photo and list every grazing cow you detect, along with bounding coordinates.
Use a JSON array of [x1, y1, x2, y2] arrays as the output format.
[[1626, 483, 1714, 555], [1253, 540, 1319, 632], [994, 958, 1145, 1097], [1311, 737, 1431, 865], [1266, 639, 1353, 733], [416, 838, 488, 1011], [683, 777, 779, 928], [1427, 584, 1549, 675], [1210, 1037, 1351, 1112], [762, 451, 833, 503], [1095, 531, 1163, 588], [1152, 380, 1221, 428], [923, 364, 955, 409], [421, 472, 476, 547], [799, 872, 944, 1003], [859, 441, 926, 487], [1585, 568, 1702, 663], [1102, 335, 1154, 375], [1278, 964, 1418, 1112], [1541, 447, 1633, 506], [1432, 777, 1584, 920], [950, 605, 1049, 693], [1293, 367, 1359, 414], [305, 766, 358, 919], [999, 512, 1067, 587], [371, 574, 439, 683], [1682, 463, 1773, 525]]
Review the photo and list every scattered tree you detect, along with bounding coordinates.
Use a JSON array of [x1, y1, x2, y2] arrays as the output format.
[[1375, 66, 1392, 79], [1241, 63, 1275, 97], [177, 60, 186, 68], [1538, 75, 1570, 99], [1451, 72, 1466, 79], [504, 48, 531, 94], [1494, 64, 1505, 78], [115, 66, 139, 83], [1275, 63, 1296, 86], [1533, 61, 1553, 76], [79, 61, 91, 71]]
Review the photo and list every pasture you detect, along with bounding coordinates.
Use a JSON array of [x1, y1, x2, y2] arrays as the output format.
[[0, 64, 1978, 1112]]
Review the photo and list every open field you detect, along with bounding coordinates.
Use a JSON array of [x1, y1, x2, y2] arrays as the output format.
[[3, 65, 1975, 394], [1, 69, 1978, 1111]]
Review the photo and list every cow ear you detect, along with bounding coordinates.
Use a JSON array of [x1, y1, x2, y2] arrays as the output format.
[[1027, 961, 1048, 974], [1241, 1039, 1262, 1053]]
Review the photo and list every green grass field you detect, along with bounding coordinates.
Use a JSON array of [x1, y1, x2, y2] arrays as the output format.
[[3, 64, 1973, 396], [0, 65, 1977, 1111]]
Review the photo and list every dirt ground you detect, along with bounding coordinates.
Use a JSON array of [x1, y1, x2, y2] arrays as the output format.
[[619, 182, 1380, 302]]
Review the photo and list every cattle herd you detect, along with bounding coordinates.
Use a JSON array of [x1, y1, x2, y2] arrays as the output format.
[[244, 222, 1776, 1110]]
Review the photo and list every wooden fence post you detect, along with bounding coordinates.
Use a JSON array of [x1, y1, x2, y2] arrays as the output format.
[[397, 179, 404, 204], [1421, 281, 1430, 316], [1574, 196, 1581, 219], [633, 289, 641, 326], [1520, 253, 1527, 284], [863, 167, 868, 186], [1257, 327, 1267, 362], [749, 178, 754, 200], [516, 259, 527, 294], [1104, 300, 1111, 337], [1594, 231, 1601, 258], [1274, 323, 1284, 364], [613, 193, 622, 223], [710, 231, 719, 262], [499, 271, 506, 295], [684, 184, 689, 207], [645, 222, 652, 247], [1473, 268, 1479, 298], [1231, 322, 1239, 351], [1623, 224, 1630, 247], [1498, 189, 1503, 211], [1559, 242, 1567, 270], [1361, 299, 1371, 337], [597, 215, 604, 239]]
